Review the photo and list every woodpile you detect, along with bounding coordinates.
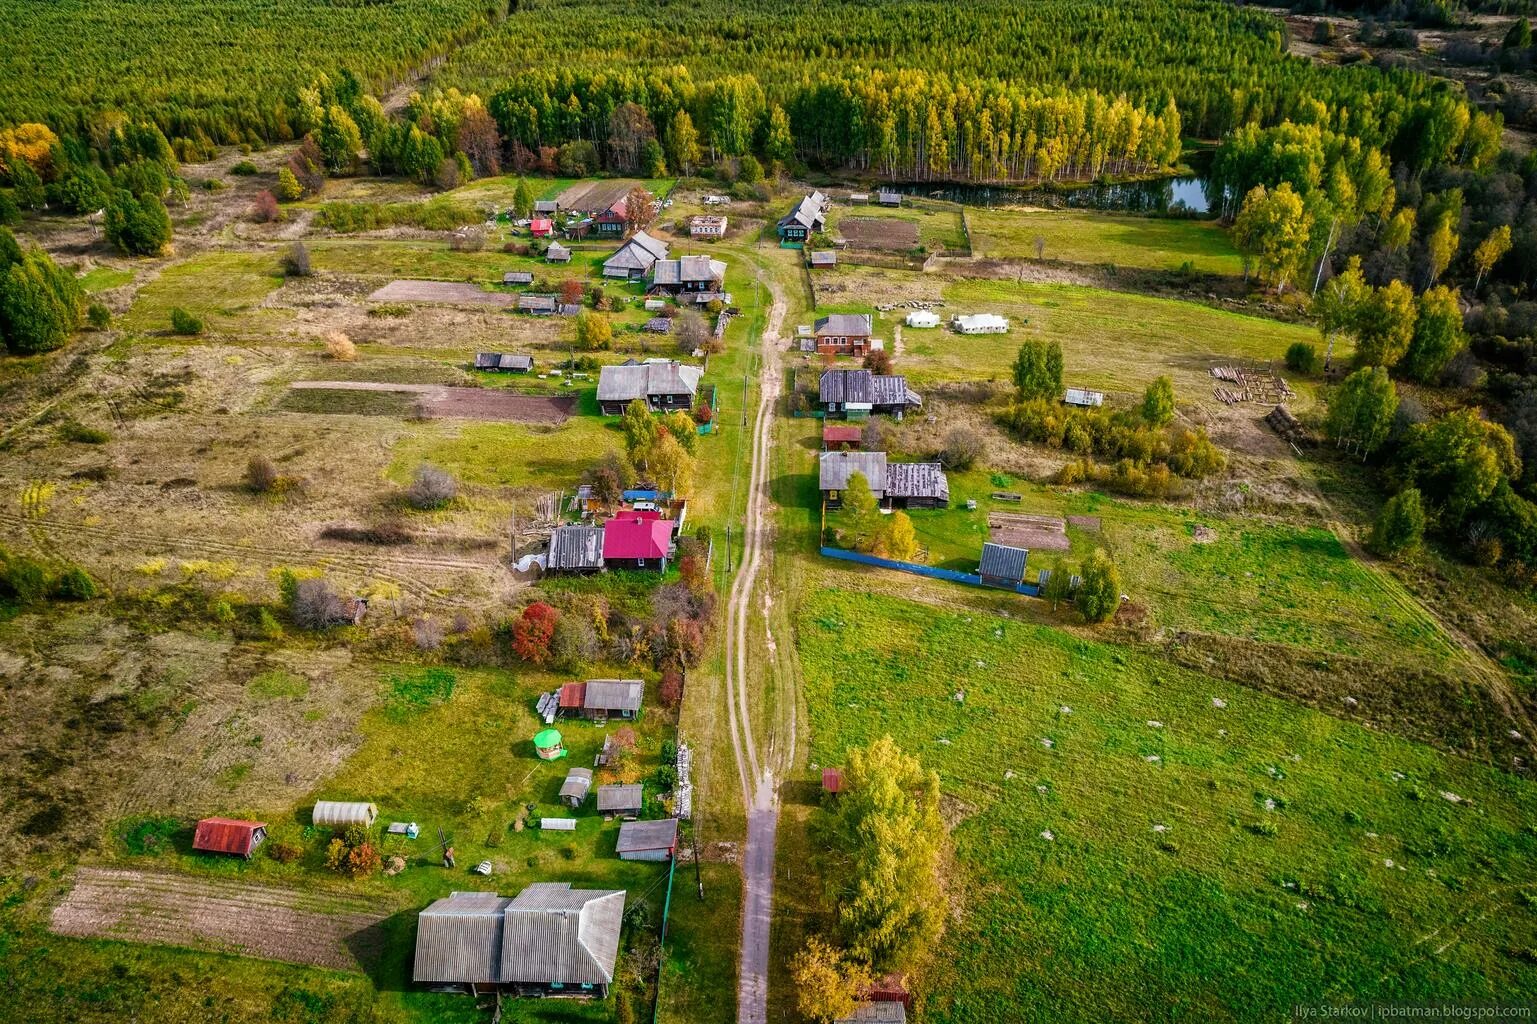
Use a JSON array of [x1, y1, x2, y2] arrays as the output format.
[[1265, 404, 1314, 449], [1211, 364, 1294, 404]]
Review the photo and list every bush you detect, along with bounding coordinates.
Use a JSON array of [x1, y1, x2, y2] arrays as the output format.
[[660, 667, 684, 708], [86, 302, 111, 329], [291, 577, 354, 629], [250, 189, 279, 223], [169, 306, 204, 335], [1075, 548, 1121, 623], [266, 840, 302, 863], [323, 330, 356, 361], [104, 190, 172, 256], [1370, 487, 1426, 558], [58, 418, 110, 443], [245, 455, 278, 493], [407, 463, 458, 509], [230, 160, 259, 176], [1285, 341, 1321, 375], [283, 241, 311, 277], [940, 427, 983, 469], [51, 566, 97, 600]]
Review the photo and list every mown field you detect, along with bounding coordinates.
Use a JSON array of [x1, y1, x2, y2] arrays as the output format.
[[969, 208, 1244, 275], [794, 587, 1537, 1024]]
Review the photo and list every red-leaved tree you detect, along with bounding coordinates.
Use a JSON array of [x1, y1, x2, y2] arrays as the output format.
[[513, 602, 560, 664], [659, 667, 684, 709]]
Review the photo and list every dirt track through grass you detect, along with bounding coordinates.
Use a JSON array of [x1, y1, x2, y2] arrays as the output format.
[[50, 867, 390, 971]]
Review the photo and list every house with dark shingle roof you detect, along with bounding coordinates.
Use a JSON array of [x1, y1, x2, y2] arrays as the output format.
[[475, 352, 534, 373], [648, 255, 727, 296], [596, 361, 702, 415], [777, 191, 827, 245], [412, 884, 625, 997], [819, 368, 921, 418], [818, 450, 947, 508], [602, 230, 669, 280]]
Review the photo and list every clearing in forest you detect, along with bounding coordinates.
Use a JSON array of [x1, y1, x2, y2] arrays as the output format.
[[50, 867, 391, 972]]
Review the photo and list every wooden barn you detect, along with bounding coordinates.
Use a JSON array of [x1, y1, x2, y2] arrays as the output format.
[[596, 783, 643, 818]]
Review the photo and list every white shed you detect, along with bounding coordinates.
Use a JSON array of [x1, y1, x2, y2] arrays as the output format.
[[1064, 388, 1105, 408], [952, 313, 1010, 334], [905, 310, 940, 328], [312, 800, 378, 829]]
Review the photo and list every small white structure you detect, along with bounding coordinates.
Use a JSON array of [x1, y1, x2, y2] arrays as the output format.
[[905, 310, 941, 329], [1064, 388, 1105, 408], [690, 215, 728, 239], [702, 194, 731, 205], [952, 313, 1010, 334], [644, 298, 667, 312], [540, 817, 578, 831], [312, 801, 378, 830]]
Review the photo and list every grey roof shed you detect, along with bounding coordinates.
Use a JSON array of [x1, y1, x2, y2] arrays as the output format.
[[596, 783, 643, 815], [548, 525, 605, 571], [583, 679, 644, 715], [979, 542, 1029, 584], [615, 818, 679, 857], [559, 767, 593, 805]]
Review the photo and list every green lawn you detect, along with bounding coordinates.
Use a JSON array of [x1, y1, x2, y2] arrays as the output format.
[[795, 588, 1537, 1024], [970, 208, 1244, 275], [122, 252, 287, 335], [450, 175, 678, 208], [78, 266, 135, 293]]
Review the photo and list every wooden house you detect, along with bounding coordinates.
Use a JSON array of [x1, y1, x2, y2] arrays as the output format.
[[600, 515, 673, 571], [558, 678, 644, 721], [648, 255, 727, 297], [412, 884, 625, 997], [818, 451, 887, 507], [192, 817, 267, 859], [777, 191, 827, 244], [517, 293, 558, 315], [533, 199, 558, 216], [819, 368, 922, 418], [502, 271, 534, 286], [596, 783, 643, 818], [545, 241, 572, 263], [818, 450, 947, 508], [593, 198, 632, 237], [602, 230, 669, 280], [596, 361, 701, 415], [616, 818, 679, 862], [559, 767, 593, 808], [813, 313, 873, 357]]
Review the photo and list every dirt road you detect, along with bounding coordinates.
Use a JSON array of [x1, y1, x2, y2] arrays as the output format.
[[727, 267, 789, 1024]]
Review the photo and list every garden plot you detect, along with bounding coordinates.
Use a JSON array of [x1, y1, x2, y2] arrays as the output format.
[[288, 381, 574, 423], [367, 280, 515, 306], [838, 216, 921, 250], [51, 868, 390, 971]]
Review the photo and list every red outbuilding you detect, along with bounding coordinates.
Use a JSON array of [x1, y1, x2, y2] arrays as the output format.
[[529, 217, 553, 237], [822, 424, 863, 450], [192, 817, 268, 858]]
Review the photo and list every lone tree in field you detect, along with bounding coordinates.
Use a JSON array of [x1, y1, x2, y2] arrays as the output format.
[[407, 464, 458, 509], [324, 330, 357, 361], [1142, 375, 1176, 426], [284, 241, 312, 277], [1043, 557, 1072, 610], [1369, 487, 1426, 559], [863, 347, 893, 375], [245, 455, 278, 493], [104, 190, 172, 256], [940, 427, 983, 469], [291, 576, 354, 629], [1075, 548, 1121, 623], [576, 310, 612, 350], [812, 735, 946, 971], [790, 937, 873, 1024]]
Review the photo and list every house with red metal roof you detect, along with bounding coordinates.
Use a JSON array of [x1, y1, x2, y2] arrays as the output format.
[[192, 817, 268, 858], [601, 515, 673, 571], [529, 218, 553, 238]]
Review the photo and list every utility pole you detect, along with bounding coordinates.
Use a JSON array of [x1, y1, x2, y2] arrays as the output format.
[[726, 525, 732, 573]]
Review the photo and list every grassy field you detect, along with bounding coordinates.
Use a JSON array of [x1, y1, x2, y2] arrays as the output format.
[[969, 208, 1244, 275], [121, 252, 287, 335], [794, 586, 1537, 1024]]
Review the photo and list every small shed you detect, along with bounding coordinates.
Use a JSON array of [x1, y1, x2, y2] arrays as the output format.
[[475, 352, 534, 373], [582, 679, 644, 720], [616, 818, 680, 862], [312, 801, 378, 830], [529, 218, 553, 238], [822, 768, 844, 794], [559, 767, 593, 808], [905, 310, 940, 329], [836, 1002, 907, 1024], [547, 525, 605, 572], [541, 817, 577, 831], [192, 817, 267, 858], [877, 190, 902, 207], [809, 250, 838, 269], [596, 783, 643, 818], [823, 424, 863, 450], [518, 294, 558, 314], [545, 242, 572, 263], [1063, 388, 1105, 408], [502, 271, 534, 285], [534, 728, 566, 761], [979, 542, 1029, 587], [644, 298, 667, 312], [534, 200, 559, 215]]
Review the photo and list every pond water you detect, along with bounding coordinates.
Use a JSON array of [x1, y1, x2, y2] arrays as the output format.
[[887, 175, 1221, 216]]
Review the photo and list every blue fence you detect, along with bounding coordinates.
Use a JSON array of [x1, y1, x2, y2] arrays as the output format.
[[819, 546, 1040, 597]]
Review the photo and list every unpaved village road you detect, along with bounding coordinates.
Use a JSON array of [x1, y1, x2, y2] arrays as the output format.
[[728, 269, 789, 1024]]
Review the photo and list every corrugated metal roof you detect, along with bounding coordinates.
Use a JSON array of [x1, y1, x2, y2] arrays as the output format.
[[502, 883, 626, 986], [583, 679, 643, 714], [836, 1002, 907, 1023], [503, 271, 534, 284], [809, 250, 837, 265], [601, 516, 672, 561], [546, 242, 571, 260], [559, 768, 593, 802], [558, 682, 586, 708], [548, 525, 605, 570], [820, 368, 874, 405], [778, 192, 827, 230], [823, 425, 863, 443], [885, 463, 949, 502], [192, 817, 265, 856], [602, 230, 669, 274], [979, 542, 1029, 582], [596, 783, 643, 812], [814, 313, 872, 337], [413, 891, 512, 985], [541, 817, 577, 830], [517, 293, 557, 312], [615, 818, 679, 854], [475, 352, 533, 371], [596, 362, 702, 403], [822, 768, 844, 793], [819, 451, 887, 495]]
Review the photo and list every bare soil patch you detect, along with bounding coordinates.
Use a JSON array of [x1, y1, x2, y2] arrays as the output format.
[[989, 511, 1072, 552], [51, 867, 390, 971], [1066, 515, 1101, 532], [367, 280, 513, 306], [290, 381, 574, 423], [841, 217, 920, 251]]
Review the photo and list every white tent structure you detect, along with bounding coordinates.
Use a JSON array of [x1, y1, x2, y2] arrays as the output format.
[[952, 313, 1010, 334], [905, 310, 941, 328]]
